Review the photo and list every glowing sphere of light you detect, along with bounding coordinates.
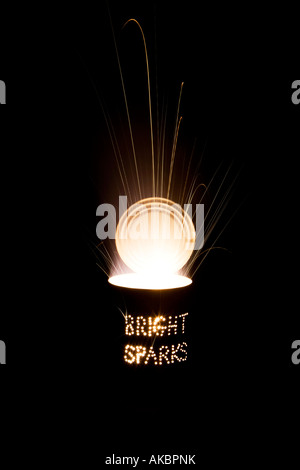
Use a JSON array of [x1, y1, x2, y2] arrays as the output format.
[[115, 197, 195, 276]]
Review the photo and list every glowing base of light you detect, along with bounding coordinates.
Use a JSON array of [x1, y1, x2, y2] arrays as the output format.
[[108, 273, 192, 290]]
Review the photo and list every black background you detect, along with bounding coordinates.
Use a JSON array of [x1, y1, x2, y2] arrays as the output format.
[[0, 0, 299, 465]]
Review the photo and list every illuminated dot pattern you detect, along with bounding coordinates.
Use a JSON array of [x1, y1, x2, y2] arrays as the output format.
[[125, 313, 188, 337], [123, 313, 189, 366], [124, 342, 188, 366]]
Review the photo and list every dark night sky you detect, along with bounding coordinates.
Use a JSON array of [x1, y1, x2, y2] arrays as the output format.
[[0, 0, 299, 461]]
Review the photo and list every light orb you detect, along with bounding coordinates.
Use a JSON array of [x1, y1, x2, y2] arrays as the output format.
[[109, 197, 195, 289], [115, 197, 195, 275]]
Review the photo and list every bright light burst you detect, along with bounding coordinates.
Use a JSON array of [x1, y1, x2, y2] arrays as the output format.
[[109, 197, 195, 289], [92, 15, 237, 291], [108, 273, 192, 290]]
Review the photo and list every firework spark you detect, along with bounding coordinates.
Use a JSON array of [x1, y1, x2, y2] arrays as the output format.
[[90, 13, 237, 290]]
